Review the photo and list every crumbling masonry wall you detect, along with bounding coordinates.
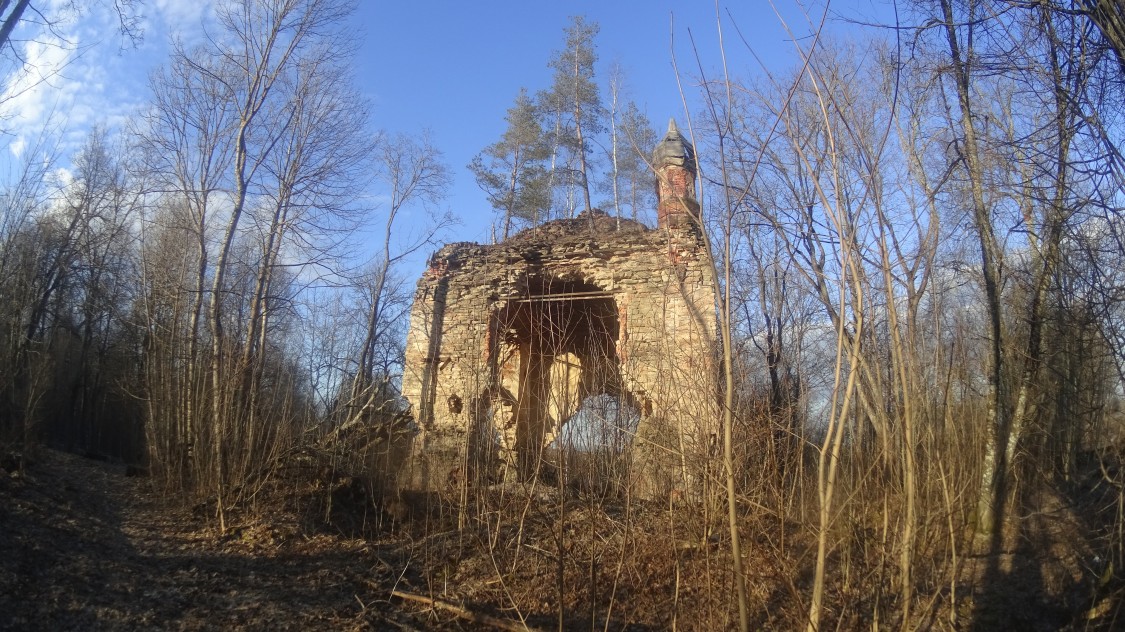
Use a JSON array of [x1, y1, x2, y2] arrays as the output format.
[[400, 210, 718, 499]]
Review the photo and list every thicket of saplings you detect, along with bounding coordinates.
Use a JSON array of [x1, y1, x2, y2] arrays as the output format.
[[2, 167, 1122, 628], [384, 312, 1121, 631], [2, 228, 1121, 631], [3, 0, 1125, 629]]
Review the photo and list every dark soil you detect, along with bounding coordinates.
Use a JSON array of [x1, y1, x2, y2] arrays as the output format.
[[4, 448, 1124, 631], [0, 447, 721, 631], [0, 449, 429, 631]]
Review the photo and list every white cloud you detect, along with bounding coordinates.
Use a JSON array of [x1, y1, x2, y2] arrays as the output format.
[[152, 0, 213, 31], [2, 35, 74, 125], [0, 0, 217, 166], [51, 166, 74, 190]]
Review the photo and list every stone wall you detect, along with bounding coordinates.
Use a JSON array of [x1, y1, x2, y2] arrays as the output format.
[[399, 210, 719, 499]]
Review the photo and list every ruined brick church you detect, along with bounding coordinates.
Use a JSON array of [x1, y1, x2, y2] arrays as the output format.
[[400, 120, 718, 498]]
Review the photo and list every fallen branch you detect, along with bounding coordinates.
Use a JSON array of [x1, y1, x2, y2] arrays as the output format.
[[390, 589, 543, 632]]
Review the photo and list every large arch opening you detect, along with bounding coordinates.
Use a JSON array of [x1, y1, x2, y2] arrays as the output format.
[[548, 393, 641, 495], [481, 276, 635, 483]]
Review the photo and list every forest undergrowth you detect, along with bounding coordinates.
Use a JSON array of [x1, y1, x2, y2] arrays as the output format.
[[4, 439, 1124, 631]]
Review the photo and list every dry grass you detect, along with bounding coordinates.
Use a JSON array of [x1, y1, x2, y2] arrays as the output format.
[[4, 440, 1124, 631]]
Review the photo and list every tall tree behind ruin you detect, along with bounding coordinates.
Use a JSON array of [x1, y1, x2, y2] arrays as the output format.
[[540, 15, 603, 216], [468, 88, 550, 240], [608, 100, 657, 224]]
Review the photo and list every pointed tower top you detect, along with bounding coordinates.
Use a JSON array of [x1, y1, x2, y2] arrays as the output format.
[[653, 118, 695, 169]]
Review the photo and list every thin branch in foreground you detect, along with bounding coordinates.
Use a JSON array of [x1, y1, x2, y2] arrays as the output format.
[[390, 589, 545, 632]]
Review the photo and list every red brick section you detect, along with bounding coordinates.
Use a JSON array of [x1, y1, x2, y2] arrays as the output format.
[[656, 165, 700, 228]]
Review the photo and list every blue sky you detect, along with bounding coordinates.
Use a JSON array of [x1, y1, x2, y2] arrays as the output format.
[[357, 0, 894, 243], [1, 0, 895, 260]]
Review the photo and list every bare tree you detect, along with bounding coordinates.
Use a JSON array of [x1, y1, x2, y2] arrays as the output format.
[[132, 0, 363, 528], [0, 126, 62, 456], [351, 131, 452, 413], [233, 26, 373, 484], [133, 27, 237, 494], [0, 0, 142, 53]]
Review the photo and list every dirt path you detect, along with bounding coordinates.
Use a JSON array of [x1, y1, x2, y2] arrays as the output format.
[[0, 450, 427, 631]]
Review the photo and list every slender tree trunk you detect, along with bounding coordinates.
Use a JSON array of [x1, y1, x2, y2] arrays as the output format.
[[502, 146, 520, 240], [939, 0, 1008, 540], [354, 193, 400, 411], [239, 190, 289, 482], [609, 81, 621, 228], [573, 48, 592, 213], [208, 118, 255, 533], [1004, 5, 1072, 484], [0, 0, 30, 52], [184, 215, 208, 484]]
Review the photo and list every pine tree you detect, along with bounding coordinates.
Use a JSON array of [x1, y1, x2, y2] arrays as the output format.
[[612, 101, 658, 223], [541, 16, 603, 215], [469, 89, 551, 240]]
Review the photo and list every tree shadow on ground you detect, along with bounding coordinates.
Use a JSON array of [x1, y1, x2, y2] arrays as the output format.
[[970, 453, 1124, 632], [0, 449, 441, 631]]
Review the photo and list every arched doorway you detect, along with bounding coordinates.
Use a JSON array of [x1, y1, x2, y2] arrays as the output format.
[[549, 393, 641, 495], [483, 276, 635, 483]]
